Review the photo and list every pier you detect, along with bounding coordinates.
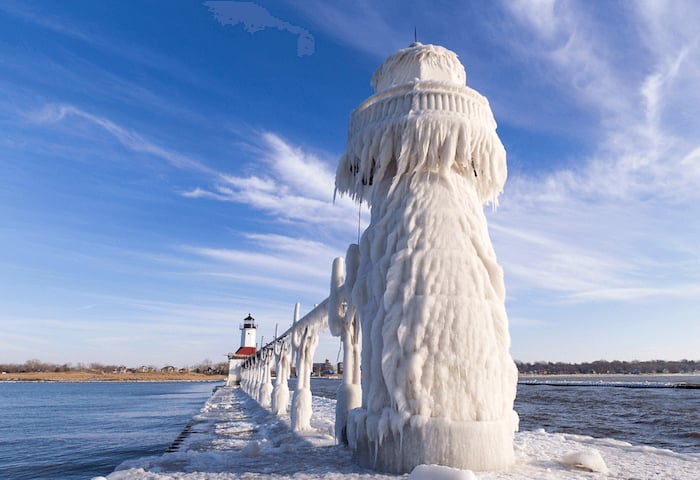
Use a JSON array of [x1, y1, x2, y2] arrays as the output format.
[[101, 383, 700, 479]]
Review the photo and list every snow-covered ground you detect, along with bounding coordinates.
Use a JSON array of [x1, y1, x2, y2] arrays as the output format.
[[98, 386, 699, 480]]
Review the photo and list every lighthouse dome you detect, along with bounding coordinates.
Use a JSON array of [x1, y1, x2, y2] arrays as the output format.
[[371, 42, 467, 94]]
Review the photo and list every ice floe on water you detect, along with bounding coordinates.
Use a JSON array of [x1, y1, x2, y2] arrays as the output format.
[[98, 386, 699, 480]]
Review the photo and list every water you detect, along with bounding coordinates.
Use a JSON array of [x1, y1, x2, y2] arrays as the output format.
[[514, 375, 700, 453], [0, 381, 219, 480], [302, 375, 700, 454], [2, 377, 698, 480]]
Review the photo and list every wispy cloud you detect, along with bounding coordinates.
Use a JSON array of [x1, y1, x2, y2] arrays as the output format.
[[568, 284, 700, 302], [288, 0, 408, 58], [500, 1, 700, 199], [488, 1, 700, 311], [0, 1, 92, 43], [23, 101, 358, 297], [180, 232, 344, 293], [182, 131, 365, 234], [26, 103, 219, 176], [182, 245, 327, 281]]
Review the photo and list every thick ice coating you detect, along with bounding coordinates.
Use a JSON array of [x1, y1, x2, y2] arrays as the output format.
[[291, 300, 327, 432], [271, 336, 291, 416], [336, 43, 518, 473], [328, 246, 362, 444]]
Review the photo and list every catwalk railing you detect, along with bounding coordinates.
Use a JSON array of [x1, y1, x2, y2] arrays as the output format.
[[238, 248, 359, 438]]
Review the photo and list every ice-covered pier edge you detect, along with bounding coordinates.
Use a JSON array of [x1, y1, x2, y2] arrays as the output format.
[[334, 42, 519, 473]]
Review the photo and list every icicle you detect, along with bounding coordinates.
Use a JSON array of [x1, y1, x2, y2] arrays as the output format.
[[271, 337, 291, 415]]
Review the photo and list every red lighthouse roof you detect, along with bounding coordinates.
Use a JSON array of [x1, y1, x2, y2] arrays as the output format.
[[234, 346, 256, 356]]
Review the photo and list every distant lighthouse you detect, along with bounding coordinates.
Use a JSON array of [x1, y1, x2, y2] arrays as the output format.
[[226, 313, 258, 386], [239, 313, 257, 352]]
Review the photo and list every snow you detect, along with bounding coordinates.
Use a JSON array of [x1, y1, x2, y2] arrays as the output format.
[[101, 386, 700, 480], [335, 42, 517, 472], [408, 464, 477, 480], [561, 449, 608, 473]]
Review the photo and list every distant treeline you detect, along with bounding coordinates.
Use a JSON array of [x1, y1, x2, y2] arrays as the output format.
[[6, 358, 699, 377], [0, 359, 229, 375], [516, 359, 699, 375]]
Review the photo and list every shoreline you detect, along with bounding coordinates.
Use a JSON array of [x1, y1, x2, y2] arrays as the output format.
[[0, 371, 226, 382], [519, 371, 700, 375], [4, 371, 697, 383], [519, 372, 700, 379]]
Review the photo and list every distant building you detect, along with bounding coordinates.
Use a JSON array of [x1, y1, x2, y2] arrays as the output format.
[[226, 313, 258, 386], [312, 359, 335, 376]]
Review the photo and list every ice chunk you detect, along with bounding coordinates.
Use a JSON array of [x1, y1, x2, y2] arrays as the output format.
[[561, 448, 609, 473], [242, 440, 261, 457], [408, 464, 477, 480]]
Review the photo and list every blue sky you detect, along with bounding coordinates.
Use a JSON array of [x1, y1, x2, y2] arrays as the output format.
[[1, 0, 699, 368]]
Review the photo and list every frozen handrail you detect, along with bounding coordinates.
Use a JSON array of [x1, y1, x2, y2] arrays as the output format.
[[238, 298, 330, 433]]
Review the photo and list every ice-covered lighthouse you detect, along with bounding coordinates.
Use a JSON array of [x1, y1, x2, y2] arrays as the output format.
[[336, 43, 519, 472]]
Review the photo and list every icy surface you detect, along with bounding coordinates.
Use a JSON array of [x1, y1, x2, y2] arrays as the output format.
[[336, 42, 517, 472], [371, 43, 467, 93], [102, 386, 700, 480]]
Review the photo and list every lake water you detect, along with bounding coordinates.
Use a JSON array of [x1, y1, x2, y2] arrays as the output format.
[[1, 376, 699, 479], [0, 381, 219, 480], [303, 375, 700, 453]]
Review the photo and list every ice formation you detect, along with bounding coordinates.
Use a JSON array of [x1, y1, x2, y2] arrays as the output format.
[[328, 245, 362, 443], [290, 300, 328, 432], [561, 449, 609, 473], [336, 43, 518, 472], [258, 348, 273, 408], [240, 356, 261, 402], [271, 335, 292, 416]]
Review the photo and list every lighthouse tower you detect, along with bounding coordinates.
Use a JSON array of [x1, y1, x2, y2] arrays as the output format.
[[239, 313, 257, 352], [336, 43, 518, 472], [226, 313, 258, 386]]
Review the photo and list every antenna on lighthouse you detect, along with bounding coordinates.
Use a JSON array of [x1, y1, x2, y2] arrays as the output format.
[[414, 26, 417, 43], [357, 202, 361, 244]]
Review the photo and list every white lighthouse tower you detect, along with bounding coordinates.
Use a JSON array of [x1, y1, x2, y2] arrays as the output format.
[[226, 313, 258, 386], [239, 313, 257, 351]]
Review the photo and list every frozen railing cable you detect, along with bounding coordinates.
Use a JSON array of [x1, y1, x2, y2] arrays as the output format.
[[239, 299, 329, 433]]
